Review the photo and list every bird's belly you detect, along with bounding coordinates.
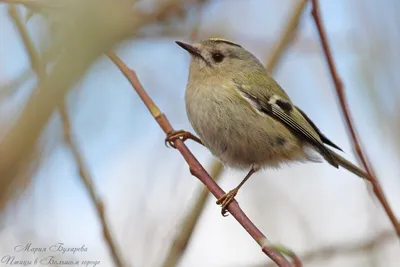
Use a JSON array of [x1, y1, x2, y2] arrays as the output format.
[[186, 90, 304, 169], [212, 117, 304, 169]]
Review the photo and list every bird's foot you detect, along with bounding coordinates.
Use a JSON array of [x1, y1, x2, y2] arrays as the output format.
[[165, 130, 203, 148], [216, 188, 239, 217]]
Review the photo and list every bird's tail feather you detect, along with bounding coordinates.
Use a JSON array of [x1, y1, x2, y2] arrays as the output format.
[[328, 148, 369, 179]]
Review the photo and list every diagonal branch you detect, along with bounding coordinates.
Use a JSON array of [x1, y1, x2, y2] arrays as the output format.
[[107, 51, 298, 267], [310, 0, 400, 239], [252, 227, 395, 267], [0, 0, 137, 213], [8, 5, 126, 267], [59, 106, 126, 267], [266, 0, 308, 73]]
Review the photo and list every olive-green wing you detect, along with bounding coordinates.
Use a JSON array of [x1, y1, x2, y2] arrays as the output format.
[[236, 87, 339, 168]]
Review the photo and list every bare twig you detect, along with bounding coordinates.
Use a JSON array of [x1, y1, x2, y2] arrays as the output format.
[[311, 0, 400, 239], [264, 227, 395, 267], [8, 5, 126, 267], [0, 3, 46, 216], [60, 106, 126, 267], [107, 51, 298, 267], [266, 0, 308, 73], [299, 228, 394, 263], [8, 5, 45, 78]]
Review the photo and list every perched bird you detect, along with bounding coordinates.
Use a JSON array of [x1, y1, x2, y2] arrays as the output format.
[[167, 38, 368, 216]]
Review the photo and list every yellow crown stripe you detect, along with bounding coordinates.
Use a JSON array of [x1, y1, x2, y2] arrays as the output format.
[[207, 38, 241, 47]]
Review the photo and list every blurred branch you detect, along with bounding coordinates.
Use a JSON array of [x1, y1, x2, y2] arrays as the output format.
[[8, 5, 45, 79], [311, 0, 400, 239], [0, 3, 48, 216], [188, 0, 208, 41], [0, 0, 64, 13], [266, 0, 308, 73], [0, 0, 209, 99], [0, 0, 165, 213], [131, 0, 209, 34], [161, 162, 223, 267], [256, 227, 395, 267], [107, 52, 298, 267], [60, 106, 126, 267], [7, 5, 126, 267]]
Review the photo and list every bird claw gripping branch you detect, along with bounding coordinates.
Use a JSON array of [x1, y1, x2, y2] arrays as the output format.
[[165, 130, 203, 148]]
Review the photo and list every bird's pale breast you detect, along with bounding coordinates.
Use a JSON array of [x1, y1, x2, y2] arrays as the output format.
[[185, 84, 306, 169]]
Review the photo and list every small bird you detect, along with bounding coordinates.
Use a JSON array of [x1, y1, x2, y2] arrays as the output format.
[[168, 38, 368, 216]]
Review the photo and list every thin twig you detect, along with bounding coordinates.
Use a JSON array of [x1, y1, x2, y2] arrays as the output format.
[[295, 228, 394, 264], [263, 227, 395, 267], [60, 106, 126, 267], [8, 5, 126, 267], [266, 0, 308, 73], [0, 2, 46, 216], [310, 0, 400, 239], [8, 4, 45, 78], [107, 51, 297, 267]]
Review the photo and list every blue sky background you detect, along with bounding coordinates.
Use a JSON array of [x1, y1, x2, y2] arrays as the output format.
[[1, 0, 400, 266]]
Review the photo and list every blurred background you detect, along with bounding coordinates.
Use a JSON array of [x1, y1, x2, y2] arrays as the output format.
[[0, 0, 399, 266]]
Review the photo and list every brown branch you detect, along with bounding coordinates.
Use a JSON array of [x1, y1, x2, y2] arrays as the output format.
[[8, 5, 126, 267], [106, 51, 297, 267], [310, 0, 400, 239]]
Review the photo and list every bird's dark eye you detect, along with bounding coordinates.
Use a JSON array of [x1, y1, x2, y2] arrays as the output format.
[[212, 52, 224, 63]]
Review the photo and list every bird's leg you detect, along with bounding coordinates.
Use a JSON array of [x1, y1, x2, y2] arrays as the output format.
[[165, 130, 203, 149], [216, 164, 259, 217]]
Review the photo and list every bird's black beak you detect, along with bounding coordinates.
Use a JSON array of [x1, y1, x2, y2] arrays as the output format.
[[175, 41, 203, 59]]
